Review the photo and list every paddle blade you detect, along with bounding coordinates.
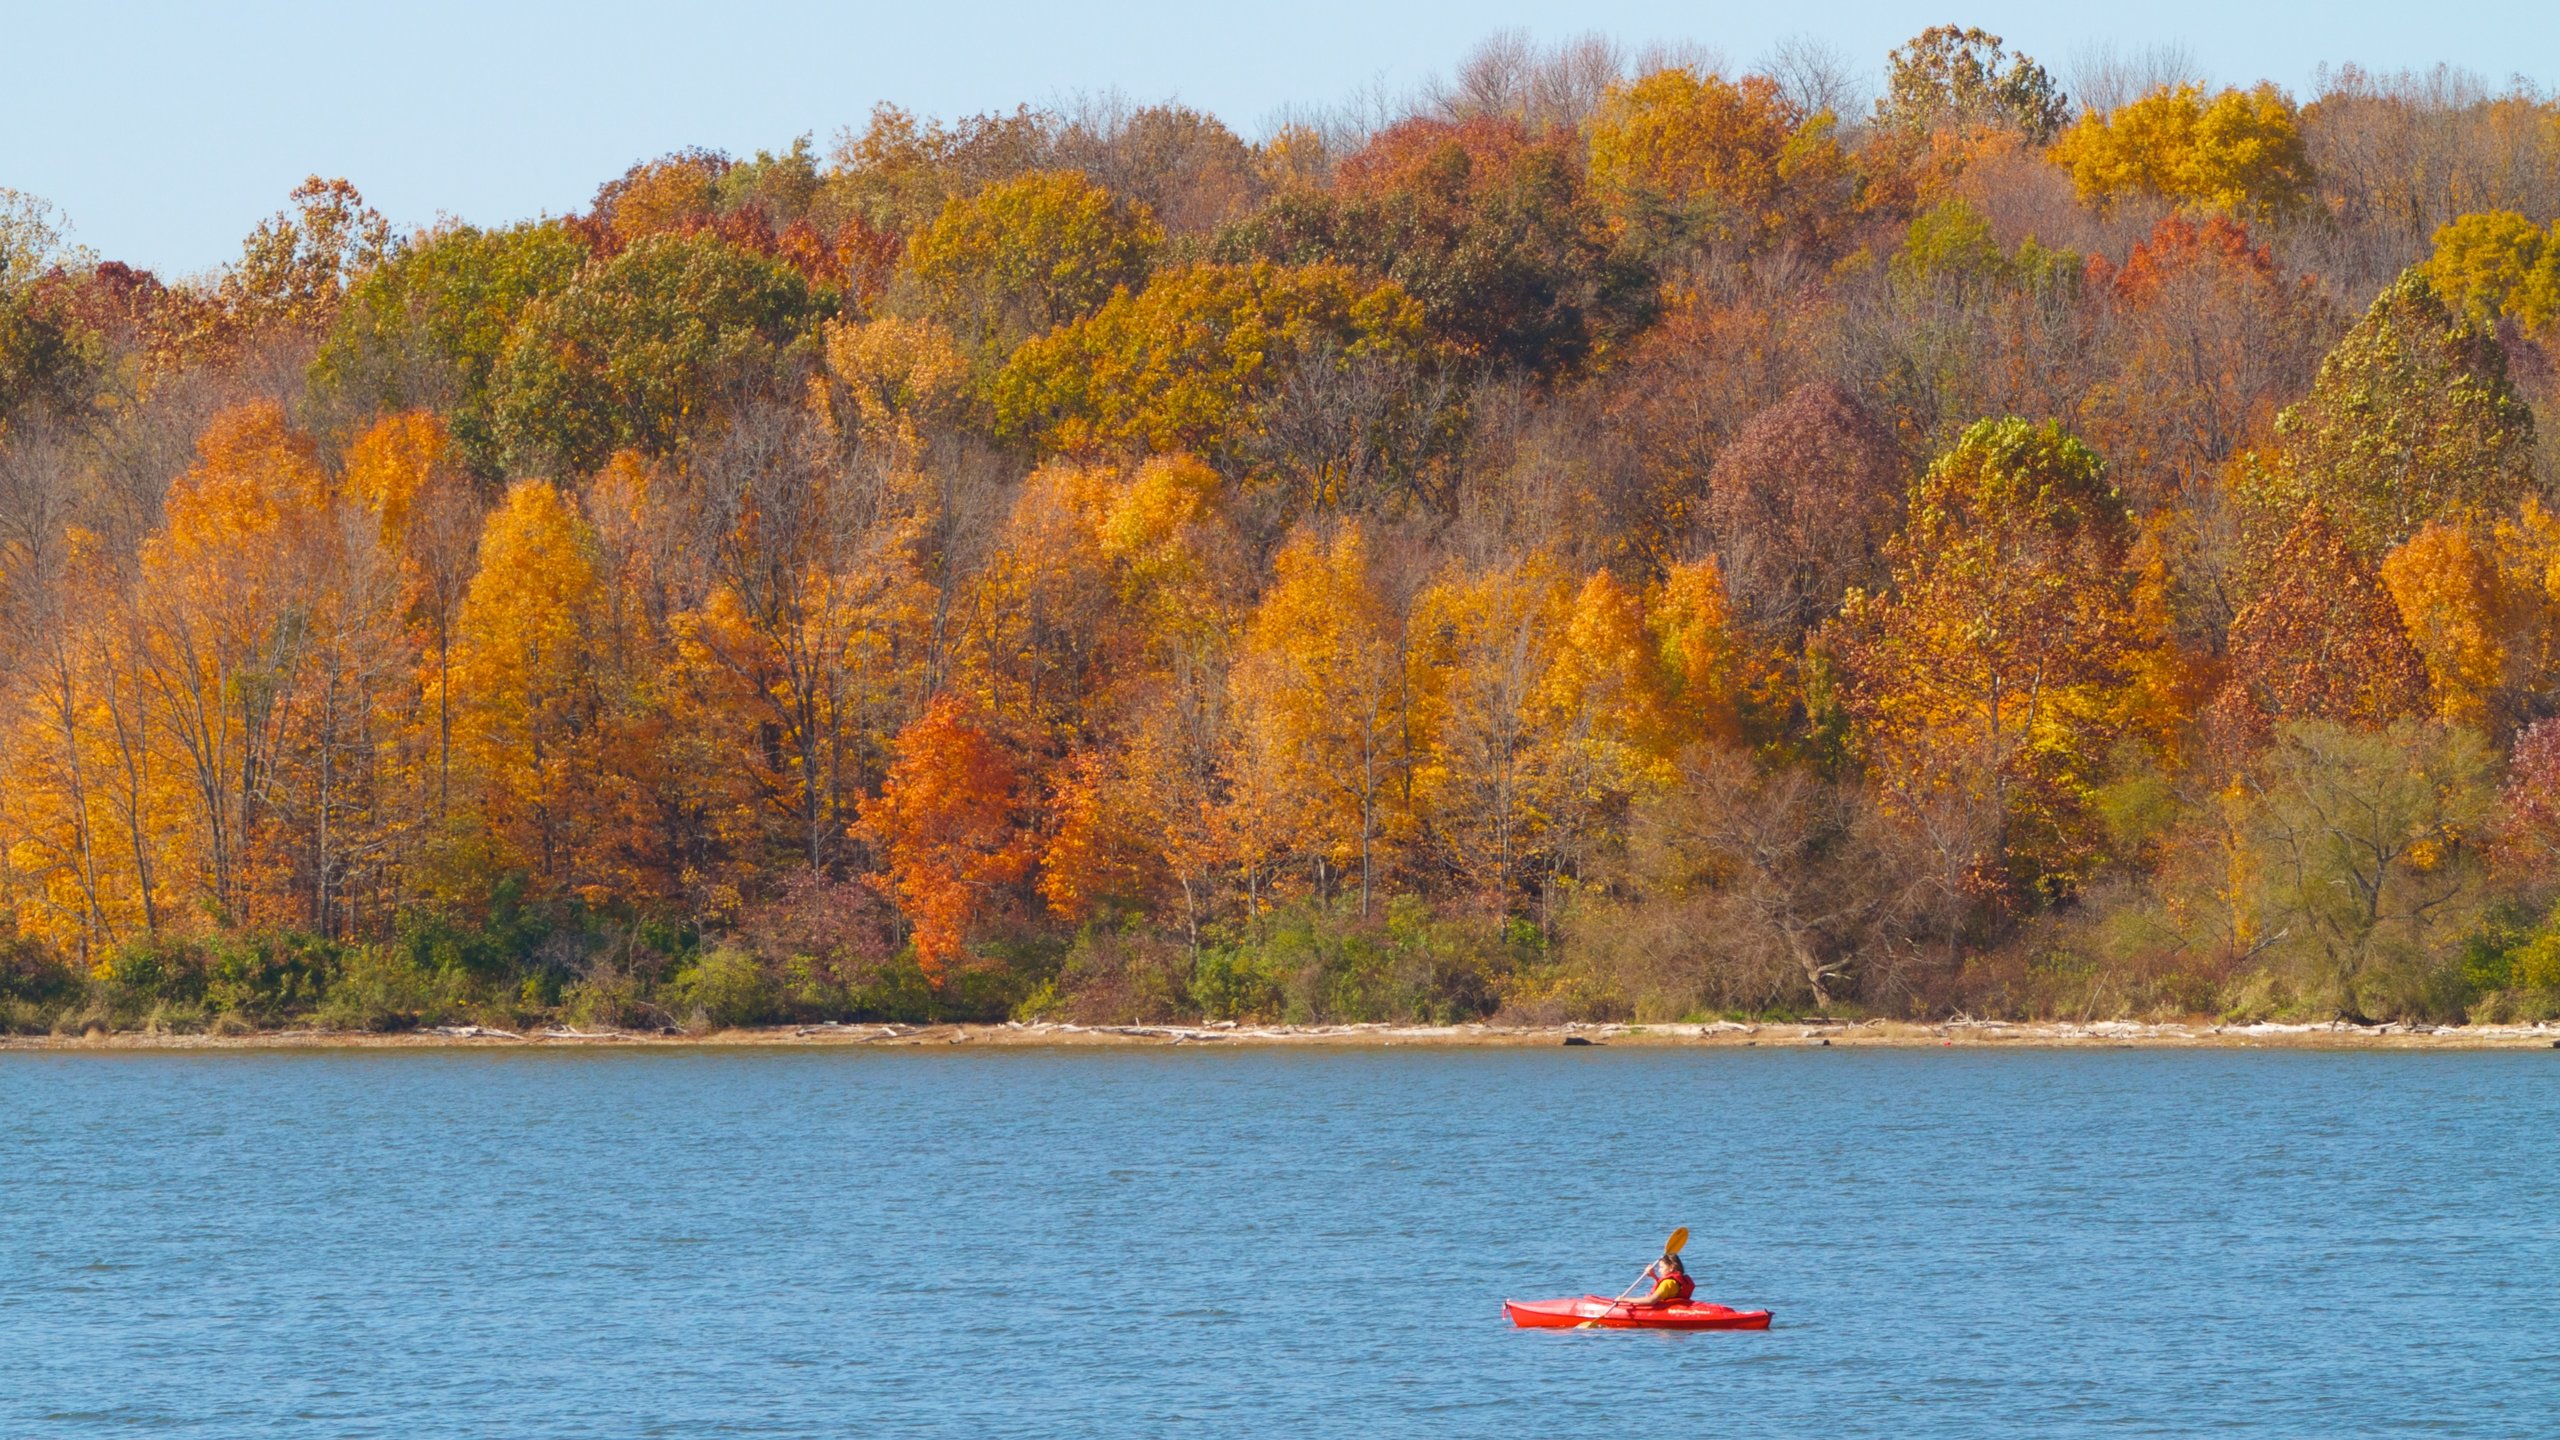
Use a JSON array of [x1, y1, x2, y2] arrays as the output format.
[[1664, 1227, 1690, 1257]]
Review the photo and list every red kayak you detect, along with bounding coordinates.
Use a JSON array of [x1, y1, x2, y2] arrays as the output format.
[[1505, 1295, 1773, 1331]]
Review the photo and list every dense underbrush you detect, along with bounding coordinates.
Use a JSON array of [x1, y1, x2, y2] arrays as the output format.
[[9, 887, 2556, 1037]]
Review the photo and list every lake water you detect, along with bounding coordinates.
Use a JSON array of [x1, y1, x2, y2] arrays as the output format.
[[3, 1046, 2556, 1437]]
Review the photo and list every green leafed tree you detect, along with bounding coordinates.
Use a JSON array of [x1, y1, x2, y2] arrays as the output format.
[[906, 170, 1162, 361], [0, 190, 101, 427], [311, 221, 589, 477], [489, 231, 825, 474], [2236, 720, 2493, 1020], [2242, 269, 2536, 556], [1875, 26, 2070, 144]]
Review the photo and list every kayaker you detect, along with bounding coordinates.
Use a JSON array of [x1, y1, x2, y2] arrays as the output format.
[[1638, 1249, 1694, 1306]]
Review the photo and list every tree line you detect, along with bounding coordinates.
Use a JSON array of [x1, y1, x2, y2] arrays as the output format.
[[5, 27, 2560, 1033]]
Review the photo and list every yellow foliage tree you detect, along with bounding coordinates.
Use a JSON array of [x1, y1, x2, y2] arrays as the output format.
[[1018, 454, 1242, 933], [1587, 68, 1855, 252], [1532, 571, 1687, 877], [2425, 211, 2560, 333], [2380, 521, 2520, 732], [1648, 559, 1744, 751], [1406, 556, 1569, 902], [2050, 83, 2313, 222], [342, 411, 483, 823], [993, 261, 1427, 458], [441, 479, 629, 902], [0, 532, 173, 955], [132, 403, 339, 925], [4, 402, 428, 948], [1226, 526, 1409, 912], [1830, 419, 2142, 901], [658, 392, 950, 887], [959, 459, 1127, 743], [1097, 455, 1224, 602], [824, 314, 973, 443]]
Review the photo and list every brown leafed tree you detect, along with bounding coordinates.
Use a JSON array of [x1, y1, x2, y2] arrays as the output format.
[[1614, 747, 1938, 1010], [2079, 214, 2335, 512], [1704, 382, 1904, 641], [2222, 504, 2429, 728]]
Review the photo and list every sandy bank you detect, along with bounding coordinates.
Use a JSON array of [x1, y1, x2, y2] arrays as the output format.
[[7, 1017, 2558, 1052]]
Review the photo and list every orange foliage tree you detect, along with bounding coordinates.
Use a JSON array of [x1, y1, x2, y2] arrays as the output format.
[[2378, 520, 2524, 733], [131, 403, 340, 926], [857, 695, 1035, 982], [2079, 214, 2330, 508]]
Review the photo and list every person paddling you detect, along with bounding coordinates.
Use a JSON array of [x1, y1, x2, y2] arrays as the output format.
[[1637, 1248, 1694, 1306], [1573, 1226, 1695, 1328]]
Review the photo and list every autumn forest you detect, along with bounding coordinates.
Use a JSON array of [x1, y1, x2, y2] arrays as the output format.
[[5, 28, 2560, 1034]]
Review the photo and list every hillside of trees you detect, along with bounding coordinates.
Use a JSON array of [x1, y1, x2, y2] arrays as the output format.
[[6, 28, 2560, 1034]]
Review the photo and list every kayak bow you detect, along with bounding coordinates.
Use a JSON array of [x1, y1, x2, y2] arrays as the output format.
[[1505, 1295, 1773, 1331]]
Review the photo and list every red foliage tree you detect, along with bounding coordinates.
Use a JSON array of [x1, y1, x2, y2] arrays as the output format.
[[2495, 718, 2560, 879]]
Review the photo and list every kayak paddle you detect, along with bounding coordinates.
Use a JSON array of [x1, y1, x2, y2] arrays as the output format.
[[1577, 1227, 1689, 1329]]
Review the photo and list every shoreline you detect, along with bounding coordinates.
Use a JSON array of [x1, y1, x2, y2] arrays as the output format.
[[6, 1017, 2558, 1052]]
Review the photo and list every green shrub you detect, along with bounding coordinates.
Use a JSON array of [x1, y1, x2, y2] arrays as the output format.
[[96, 938, 211, 1019], [1195, 898, 1518, 1024], [315, 946, 459, 1031], [203, 934, 334, 1020], [1040, 927, 1194, 1023], [786, 949, 941, 1023], [663, 947, 777, 1030], [391, 893, 552, 986], [2460, 901, 2531, 994], [0, 942, 80, 1025], [72, 933, 342, 1028], [2452, 901, 2560, 1023], [1193, 942, 1288, 1021], [561, 971, 648, 1029]]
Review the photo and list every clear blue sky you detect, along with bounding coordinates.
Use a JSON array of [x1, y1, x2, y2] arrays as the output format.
[[7, 0, 2553, 275]]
